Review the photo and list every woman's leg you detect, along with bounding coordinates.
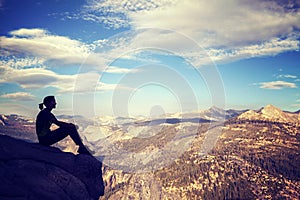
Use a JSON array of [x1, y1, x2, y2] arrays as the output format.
[[62, 125, 91, 154], [39, 125, 91, 154], [64, 124, 85, 146], [39, 125, 84, 146], [38, 128, 68, 146]]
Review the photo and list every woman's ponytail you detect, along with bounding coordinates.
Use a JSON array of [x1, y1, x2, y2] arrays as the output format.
[[39, 103, 44, 110]]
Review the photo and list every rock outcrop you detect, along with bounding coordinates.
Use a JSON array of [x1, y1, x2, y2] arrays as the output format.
[[0, 135, 104, 200]]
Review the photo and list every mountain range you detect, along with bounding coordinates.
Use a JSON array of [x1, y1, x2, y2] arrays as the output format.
[[0, 105, 299, 199]]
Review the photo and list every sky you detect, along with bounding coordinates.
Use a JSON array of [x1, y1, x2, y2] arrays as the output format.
[[0, 0, 300, 118]]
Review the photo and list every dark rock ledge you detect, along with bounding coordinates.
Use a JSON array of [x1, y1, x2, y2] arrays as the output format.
[[0, 135, 104, 200]]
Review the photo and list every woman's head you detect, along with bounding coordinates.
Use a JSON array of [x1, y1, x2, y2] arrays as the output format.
[[39, 96, 56, 110]]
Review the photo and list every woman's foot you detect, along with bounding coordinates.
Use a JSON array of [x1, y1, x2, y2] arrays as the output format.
[[77, 145, 92, 155]]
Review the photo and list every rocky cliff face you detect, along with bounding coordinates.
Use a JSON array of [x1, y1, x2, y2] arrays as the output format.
[[0, 135, 104, 200]]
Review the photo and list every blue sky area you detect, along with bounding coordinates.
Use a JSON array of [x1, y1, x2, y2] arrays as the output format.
[[0, 0, 299, 117]]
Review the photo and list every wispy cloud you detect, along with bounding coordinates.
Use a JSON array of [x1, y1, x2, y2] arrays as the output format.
[[0, 92, 35, 101], [104, 66, 138, 74], [277, 74, 298, 79], [0, 57, 45, 69], [80, 0, 300, 65], [0, 62, 74, 90], [82, 0, 174, 29], [0, 60, 132, 94], [259, 80, 297, 90], [206, 37, 299, 64]]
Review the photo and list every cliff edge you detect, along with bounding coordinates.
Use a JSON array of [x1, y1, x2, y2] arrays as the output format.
[[0, 135, 104, 200]]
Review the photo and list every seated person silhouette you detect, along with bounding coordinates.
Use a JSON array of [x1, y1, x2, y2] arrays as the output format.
[[36, 96, 90, 155]]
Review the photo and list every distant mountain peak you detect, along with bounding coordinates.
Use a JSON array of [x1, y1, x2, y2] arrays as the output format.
[[209, 106, 224, 112], [238, 105, 298, 123], [260, 104, 284, 118], [265, 104, 277, 109], [261, 104, 281, 112]]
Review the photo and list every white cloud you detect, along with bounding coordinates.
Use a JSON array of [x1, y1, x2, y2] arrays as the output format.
[[82, 0, 300, 64], [10, 28, 47, 37], [259, 80, 297, 89], [134, 0, 300, 46], [0, 92, 35, 101], [104, 66, 139, 74], [0, 62, 72, 89], [0, 28, 120, 73], [1, 2, 297, 71], [0, 28, 92, 65], [0, 60, 132, 94]]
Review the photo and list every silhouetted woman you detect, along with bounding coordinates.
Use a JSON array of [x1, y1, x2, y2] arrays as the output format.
[[36, 96, 90, 154]]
